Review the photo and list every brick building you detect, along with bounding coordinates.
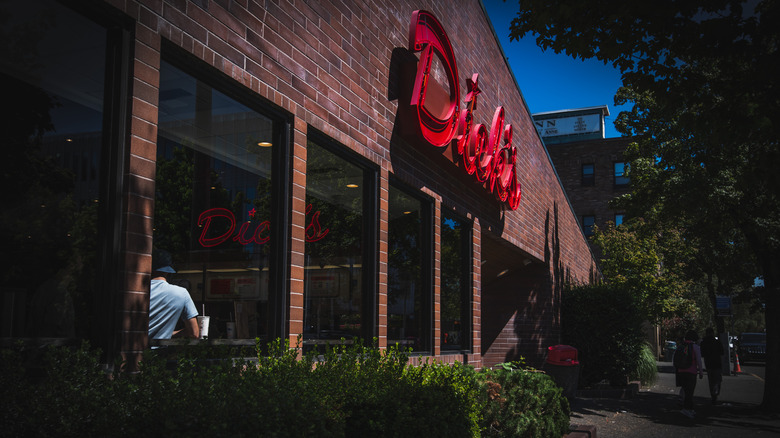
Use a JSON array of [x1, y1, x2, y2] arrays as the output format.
[[537, 107, 633, 238], [1, 0, 598, 370]]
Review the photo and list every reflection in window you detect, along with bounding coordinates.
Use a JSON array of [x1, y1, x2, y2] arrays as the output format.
[[583, 215, 595, 236], [388, 184, 431, 353], [614, 162, 630, 186], [581, 163, 595, 186], [0, 1, 108, 338], [304, 141, 366, 351], [155, 60, 277, 341], [440, 212, 471, 352]]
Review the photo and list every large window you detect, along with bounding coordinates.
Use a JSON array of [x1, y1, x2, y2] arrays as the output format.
[[1, 1, 126, 342], [155, 56, 288, 342], [303, 138, 376, 351], [440, 211, 471, 352], [387, 183, 432, 353]]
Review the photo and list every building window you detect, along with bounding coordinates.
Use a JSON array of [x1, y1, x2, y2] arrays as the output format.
[[440, 211, 471, 352], [615, 214, 625, 227], [1, 1, 126, 340], [614, 162, 630, 186], [581, 163, 595, 186], [582, 215, 596, 236], [387, 182, 432, 353], [303, 137, 377, 351], [156, 57, 288, 342]]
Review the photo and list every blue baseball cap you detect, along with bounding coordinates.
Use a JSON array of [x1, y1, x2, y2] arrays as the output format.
[[152, 249, 176, 274]]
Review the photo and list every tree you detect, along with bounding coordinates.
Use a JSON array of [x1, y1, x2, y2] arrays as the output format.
[[591, 219, 695, 324], [508, 0, 780, 410]]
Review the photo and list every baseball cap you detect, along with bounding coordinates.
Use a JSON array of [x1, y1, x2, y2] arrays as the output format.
[[152, 248, 176, 274]]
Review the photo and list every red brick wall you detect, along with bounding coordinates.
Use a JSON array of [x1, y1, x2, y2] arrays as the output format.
[[101, 0, 599, 369]]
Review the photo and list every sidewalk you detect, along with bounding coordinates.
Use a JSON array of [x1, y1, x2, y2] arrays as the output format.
[[568, 361, 780, 437]]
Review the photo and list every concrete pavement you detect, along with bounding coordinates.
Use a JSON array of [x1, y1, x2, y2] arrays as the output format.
[[568, 361, 780, 437]]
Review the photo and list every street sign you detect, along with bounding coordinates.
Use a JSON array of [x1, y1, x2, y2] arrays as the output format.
[[716, 295, 732, 316]]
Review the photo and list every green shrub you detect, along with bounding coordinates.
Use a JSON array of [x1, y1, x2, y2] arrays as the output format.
[[0, 340, 571, 437], [631, 343, 658, 386], [562, 283, 645, 387], [478, 367, 570, 437]]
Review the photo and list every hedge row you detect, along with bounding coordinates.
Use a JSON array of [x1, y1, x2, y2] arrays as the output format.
[[0, 340, 569, 437]]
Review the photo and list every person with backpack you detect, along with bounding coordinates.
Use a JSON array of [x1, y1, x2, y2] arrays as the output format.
[[675, 330, 704, 418], [700, 327, 725, 404]]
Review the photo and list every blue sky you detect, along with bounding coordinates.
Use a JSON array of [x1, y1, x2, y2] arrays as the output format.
[[482, 0, 629, 138]]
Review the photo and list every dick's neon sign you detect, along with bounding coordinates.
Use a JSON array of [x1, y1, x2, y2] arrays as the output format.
[[407, 10, 521, 210], [197, 204, 329, 248]]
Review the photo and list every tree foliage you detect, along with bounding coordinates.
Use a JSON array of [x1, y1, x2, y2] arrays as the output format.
[[591, 219, 695, 323], [508, 0, 780, 410]]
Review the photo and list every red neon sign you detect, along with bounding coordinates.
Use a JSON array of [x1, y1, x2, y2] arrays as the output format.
[[408, 10, 460, 147], [408, 10, 522, 210], [197, 205, 329, 248]]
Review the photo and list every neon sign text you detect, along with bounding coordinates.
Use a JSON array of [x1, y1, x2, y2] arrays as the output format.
[[197, 205, 329, 248], [408, 10, 522, 210]]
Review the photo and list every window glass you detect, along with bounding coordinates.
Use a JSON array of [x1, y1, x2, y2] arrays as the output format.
[[387, 184, 430, 353], [614, 162, 630, 186], [440, 212, 470, 352], [583, 215, 595, 236], [303, 141, 366, 351], [1, 1, 107, 338], [581, 163, 595, 186], [156, 60, 277, 341]]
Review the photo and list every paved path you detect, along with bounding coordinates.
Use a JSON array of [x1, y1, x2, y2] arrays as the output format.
[[569, 361, 780, 437]]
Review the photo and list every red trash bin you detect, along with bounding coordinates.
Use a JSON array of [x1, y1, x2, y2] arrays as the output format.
[[544, 345, 580, 399]]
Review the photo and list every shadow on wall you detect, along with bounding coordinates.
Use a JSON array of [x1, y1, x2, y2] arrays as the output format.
[[481, 203, 575, 369]]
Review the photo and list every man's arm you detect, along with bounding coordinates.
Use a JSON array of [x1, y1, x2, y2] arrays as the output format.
[[183, 316, 200, 338]]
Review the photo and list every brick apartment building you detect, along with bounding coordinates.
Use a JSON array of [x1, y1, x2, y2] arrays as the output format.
[[536, 106, 633, 239], [1, 0, 599, 370]]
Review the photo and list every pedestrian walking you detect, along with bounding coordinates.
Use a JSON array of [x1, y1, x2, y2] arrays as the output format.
[[674, 329, 703, 418], [700, 327, 725, 404]]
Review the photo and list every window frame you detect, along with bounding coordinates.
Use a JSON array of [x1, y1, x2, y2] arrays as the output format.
[[439, 209, 472, 354], [386, 177, 434, 353], [614, 161, 630, 187], [0, 1, 132, 361], [159, 41, 294, 342], [581, 163, 595, 186], [582, 215, 596, 237], [305, 129, 379, 344]]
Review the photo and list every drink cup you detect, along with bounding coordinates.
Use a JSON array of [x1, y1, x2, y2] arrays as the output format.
[[226, 322, 236, 339], [197, 316, 210, 339]]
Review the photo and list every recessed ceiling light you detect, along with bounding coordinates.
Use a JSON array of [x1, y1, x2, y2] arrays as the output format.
[[257, 141, 273, 147], [346, 184, 359, 188]]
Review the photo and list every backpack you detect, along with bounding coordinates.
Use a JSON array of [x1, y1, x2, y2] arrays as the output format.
[[673, 342, 693, 369]]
